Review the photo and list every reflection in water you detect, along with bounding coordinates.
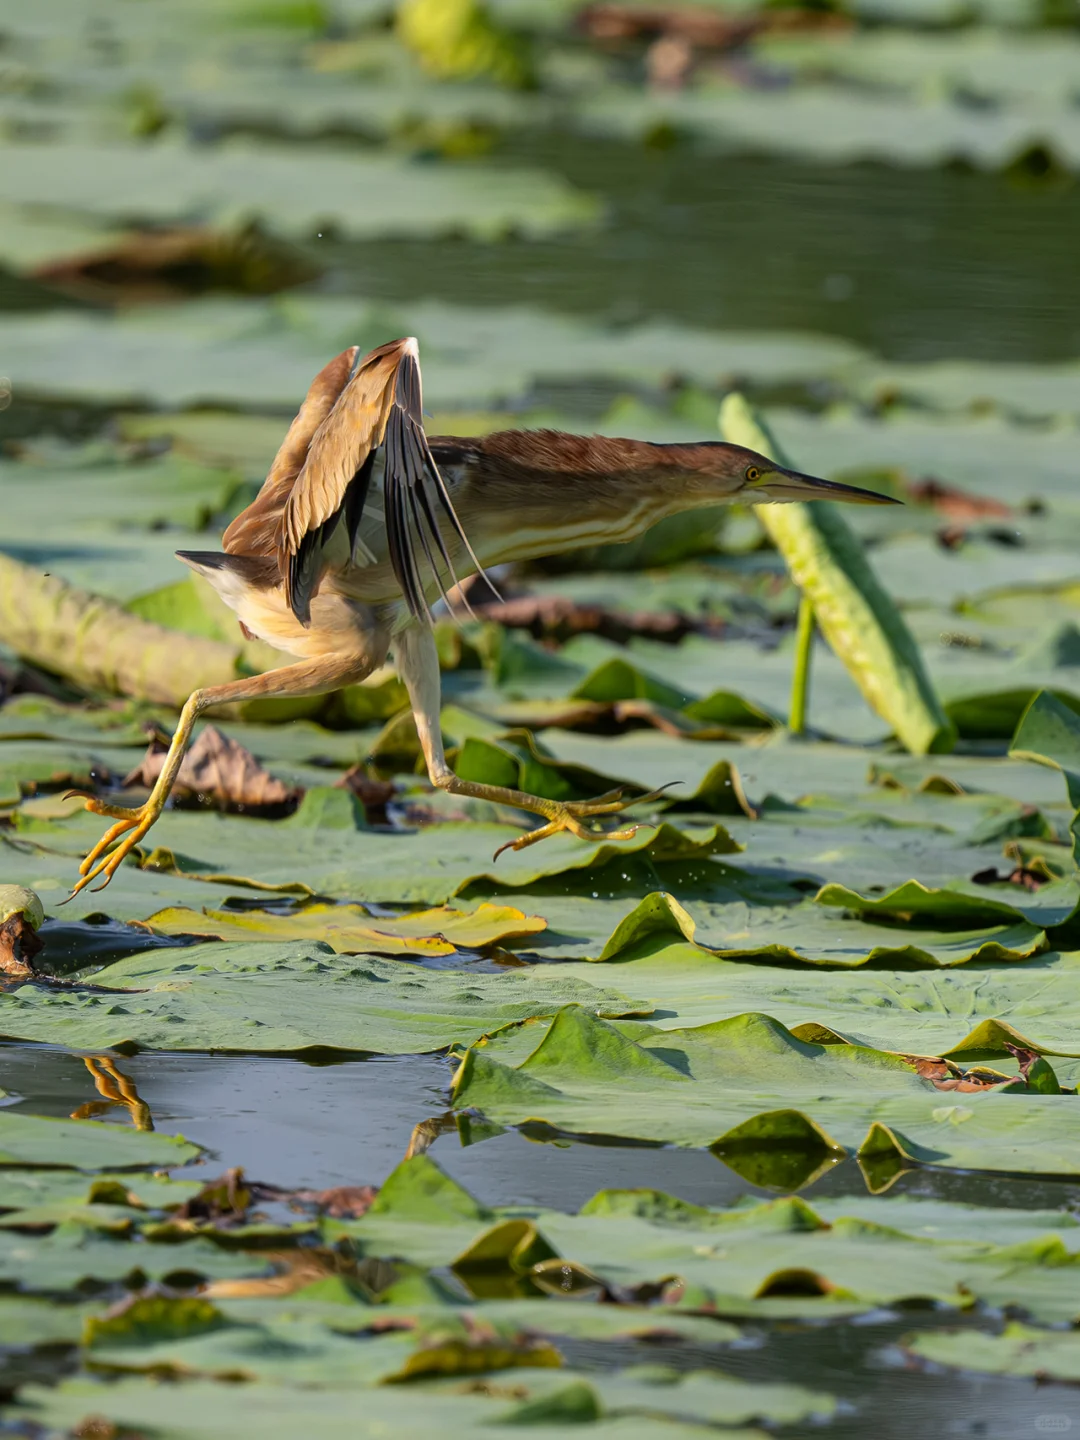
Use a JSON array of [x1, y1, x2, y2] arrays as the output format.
[[70, 1055, 154, 1131], [404, 1110, 459, 1160], [712, 1137, 844, 1192]]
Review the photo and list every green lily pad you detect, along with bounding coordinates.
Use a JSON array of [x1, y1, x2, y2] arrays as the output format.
[[2, 286, 866, 409], [0, 447, 245, 535], [904, 1322, 1080, 1380], [1011, 690, 1080, 869], [144, 901, 547, 956], [452, 1006, 1080, 1174], [85, 1303, 834, 1425], [0, 833, 296, 924], [0, 1112, 198, 1171], [548, 943, 1080, 1059], [0, 1224, 274, 1294], [10, 1375, 769, 1439], [0, 1298, 97, 1349], [0, 1170, 203, 1213], [0, 943, 651, 1055], [340, 1158, 1080, 1321], [814, 878, 1078, 929], [583, 890, 1048, 967], [11, 790, 738, 905], [0, 142, 599, 245]]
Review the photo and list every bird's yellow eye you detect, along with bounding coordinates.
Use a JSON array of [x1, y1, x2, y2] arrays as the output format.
[[745, 466, 761, 483]]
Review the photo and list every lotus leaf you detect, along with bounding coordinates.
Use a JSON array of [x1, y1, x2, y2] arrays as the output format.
[[0, 943, 651, 1054], [452, 1006, 1080, 1173]]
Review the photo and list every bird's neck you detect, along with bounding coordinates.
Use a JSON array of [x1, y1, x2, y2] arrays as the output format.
[[447, 438, 716, 570]]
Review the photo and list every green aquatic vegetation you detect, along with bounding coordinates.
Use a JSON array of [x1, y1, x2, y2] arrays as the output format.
[[719, 394, 953, 755], [451, 1006, 1079, 1174], [0, 1112, 198, 1170], [516, 944, 1080, 1057], [904, 1322, 1080, 1380], [6, 791, 739, 905], [397, 0, 534, 88], [0, 144, 597, 246], [332, 1156, 1080, 1318], [0, 943, 652, 1054], [144, 900, 548, 954]]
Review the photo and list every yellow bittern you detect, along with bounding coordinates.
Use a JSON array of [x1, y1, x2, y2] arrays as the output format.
[[70, 338, 896, 896]]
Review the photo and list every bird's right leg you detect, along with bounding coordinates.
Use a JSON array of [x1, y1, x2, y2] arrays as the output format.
[[67, 654, 372, 898], [394, 625, 667, 857]]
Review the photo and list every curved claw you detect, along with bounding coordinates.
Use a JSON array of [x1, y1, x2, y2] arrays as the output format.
[[64, 797, 161, 902], [493, 822, 558, 862]]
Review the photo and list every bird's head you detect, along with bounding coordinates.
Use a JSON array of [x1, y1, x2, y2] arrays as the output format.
[[685, 442, 899, 507]]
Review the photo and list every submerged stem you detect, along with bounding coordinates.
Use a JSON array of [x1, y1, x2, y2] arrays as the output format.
[[789, 595, 815, 736]]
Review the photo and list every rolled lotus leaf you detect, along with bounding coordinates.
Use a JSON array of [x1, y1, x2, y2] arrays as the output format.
[[0, 554, 244, 706], [0, 884, 44, 931], [718, 393, 954, 756]]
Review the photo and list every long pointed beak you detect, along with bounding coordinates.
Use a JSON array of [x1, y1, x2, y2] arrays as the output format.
[[758, 469, 901, 506]]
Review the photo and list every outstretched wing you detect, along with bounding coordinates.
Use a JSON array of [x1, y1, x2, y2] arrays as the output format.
[[278, 336, 492, 625], [222, 346, 358, 562], [381, 339, 492, 622]]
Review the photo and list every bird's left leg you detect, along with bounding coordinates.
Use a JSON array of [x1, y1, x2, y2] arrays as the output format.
[[395, 625, 667, 856], [68, 654, 373, 898]]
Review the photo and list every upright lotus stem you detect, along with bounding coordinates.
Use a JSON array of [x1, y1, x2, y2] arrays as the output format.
[[718, 393, 955, 756], [789, 595, 815, 736]]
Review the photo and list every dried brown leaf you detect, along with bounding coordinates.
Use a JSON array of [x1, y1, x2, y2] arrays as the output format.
[[297, 1184, 378, 1219], [33, 225, 315, 304], [578, 2, 847, 46], [335, 766, 396, 823], [908, 477, 1012, 521], [174, 1167, 251, 1225], [124, 724, 298, 811], [906, 1056, 1009, 1092], [471, 592, 694, 644], [1003, 1043, 1043, 1082], [0, 912, 43, 977], [971, 865, 1049, 892]]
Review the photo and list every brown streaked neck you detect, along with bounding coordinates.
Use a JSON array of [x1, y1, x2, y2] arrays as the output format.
[[433, 431, 743, 571]]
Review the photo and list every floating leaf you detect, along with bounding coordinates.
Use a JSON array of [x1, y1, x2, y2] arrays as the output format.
[[145, 900, 547, 955], [0, 1112, 198, 1172], [453, 1006, 1079, 1173], [904, 1322, 1080, 1380], [0, 943, 651, 1055]]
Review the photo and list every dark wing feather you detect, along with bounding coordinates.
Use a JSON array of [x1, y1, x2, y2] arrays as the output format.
[[343, 449, 376, 560], [287, 453, 377, 626], [274, 337, 495, 626], [383, 346, 497, 623]]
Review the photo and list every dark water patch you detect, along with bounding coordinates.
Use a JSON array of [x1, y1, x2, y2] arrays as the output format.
[[318, 140, 1080, 366], [33, 917, 198, 978]]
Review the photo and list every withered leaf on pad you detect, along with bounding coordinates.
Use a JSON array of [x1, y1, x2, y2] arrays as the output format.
[[124, 725, 298, 811]]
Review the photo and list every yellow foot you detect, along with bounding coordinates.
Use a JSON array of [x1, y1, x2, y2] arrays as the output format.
[[492, 785, 674, 861], [63, 793, 163, 900]]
